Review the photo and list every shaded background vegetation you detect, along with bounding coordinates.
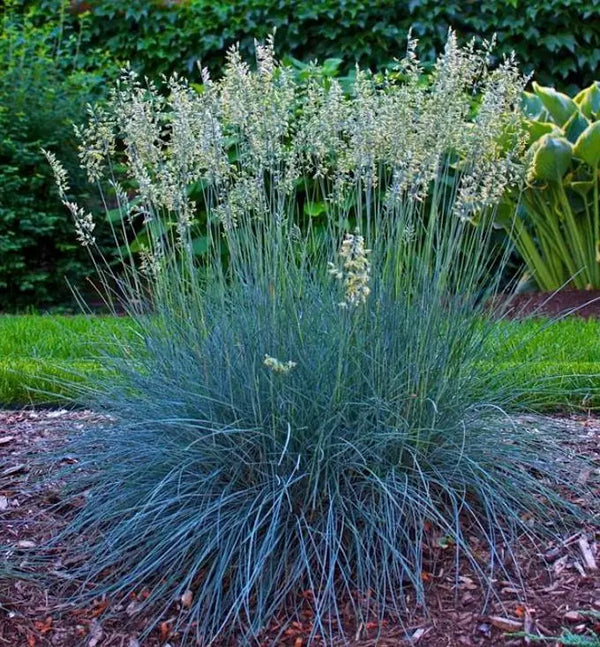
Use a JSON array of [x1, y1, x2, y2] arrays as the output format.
[[1, 0, 599, 311], [64, 0, 600, 89], [0, 0, 119, 311]]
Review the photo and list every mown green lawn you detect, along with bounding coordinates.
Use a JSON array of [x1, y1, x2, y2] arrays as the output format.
[[485, 317, 600, 410], [0, 314, 598, 409], [0, 315, 133, 406]]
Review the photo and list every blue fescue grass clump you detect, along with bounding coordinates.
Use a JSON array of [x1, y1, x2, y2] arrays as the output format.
[[52, 248, 588, 644], [37, 36, 597, 645]]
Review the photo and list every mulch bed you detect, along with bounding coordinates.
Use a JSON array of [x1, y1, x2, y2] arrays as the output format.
[[1, 409, 599, 647], [492, 290, 600, 319]]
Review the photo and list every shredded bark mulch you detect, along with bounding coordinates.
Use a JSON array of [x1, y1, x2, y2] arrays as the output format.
[[1, 409, 599, 647], [492, 290, 600, 319]]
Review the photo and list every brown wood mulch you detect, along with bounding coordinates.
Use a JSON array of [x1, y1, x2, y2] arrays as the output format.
[[491, 290, 600, 320], [0, 409, 599, 647]]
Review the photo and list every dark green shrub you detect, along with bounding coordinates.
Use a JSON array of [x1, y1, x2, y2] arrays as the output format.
[[0, 1, 118, 311], [56, 0, 600, 89]]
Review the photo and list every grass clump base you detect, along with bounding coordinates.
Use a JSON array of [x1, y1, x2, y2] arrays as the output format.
[[50, 288, 591, 645], [33, 34, 598, 645]]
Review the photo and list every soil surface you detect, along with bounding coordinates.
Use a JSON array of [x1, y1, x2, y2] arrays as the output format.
[[1, 409, 599, 647], [492, 290, 600, 319]]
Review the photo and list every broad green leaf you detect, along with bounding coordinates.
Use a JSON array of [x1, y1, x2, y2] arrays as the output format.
[[564, 109, 590, 144], [568, 180, 595, 197], [574, 81, 600, 120], [573, 121, 600, 167], [321, 58, 343, 76], [530, 135, 572, 181], [105, 206, 125, 223], [188, 178, 211, 194], [493, 199, 515, 229], [283, 55, 310, 71], [120, 230, 148, 255], [526, 120, 562, 145], [521, 91, 545, 119], [105, 198, 141, 223], [532, 82, 578, 127]]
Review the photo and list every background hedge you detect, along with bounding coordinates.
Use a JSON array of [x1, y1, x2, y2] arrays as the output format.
[[64, 0, 600, 90]]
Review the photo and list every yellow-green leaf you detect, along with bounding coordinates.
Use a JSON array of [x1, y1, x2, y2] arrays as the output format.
[[526, 120, 562, 146], [568, 180, 595, 197], [573, 121, 600, 168], [532, 82, 578, 127], [521, 91, 546, 119], [564, 110, 590, 144], [530, 135, 572, 181], [574, 82, 600, 120], [303, 201, 327, 217]]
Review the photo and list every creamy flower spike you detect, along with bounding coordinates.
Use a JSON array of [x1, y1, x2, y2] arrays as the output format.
[[329, 232, 371, 308], [47, 32, 529, 271], [44, 150, 96, 246]]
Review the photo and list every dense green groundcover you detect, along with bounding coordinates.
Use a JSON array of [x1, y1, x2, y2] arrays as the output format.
[[2, 314, 599, 409]]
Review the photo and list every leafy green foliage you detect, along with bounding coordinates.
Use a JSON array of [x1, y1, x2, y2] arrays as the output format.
[[52, 0, 600, 89], [4, 0, 597, 309], [498, 81, 600, 291], [0, 0, 119, 311]]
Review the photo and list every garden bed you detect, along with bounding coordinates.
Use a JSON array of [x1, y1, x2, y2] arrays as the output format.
[[493, 290, 600, 320], [1, 409, 599, 647]]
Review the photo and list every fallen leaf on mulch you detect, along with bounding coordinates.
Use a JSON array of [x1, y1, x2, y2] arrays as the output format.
[[488, 616, 523, 632], [159, 621, 171, 641], [577, 535, 598, 571], [33, 616, 53, 634], [180, 590, 193, 609]]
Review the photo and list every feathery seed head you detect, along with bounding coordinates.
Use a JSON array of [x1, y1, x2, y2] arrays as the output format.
[[263, 354, 297, 374], [329, 232, 371, 307]]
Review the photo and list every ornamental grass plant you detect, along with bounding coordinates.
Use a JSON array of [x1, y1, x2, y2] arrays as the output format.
[[40, 35, 595, 645]]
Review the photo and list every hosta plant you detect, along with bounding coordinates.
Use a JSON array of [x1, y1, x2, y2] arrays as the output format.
[[36, 36, 595, 645], [498, 81, 600, 291]]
